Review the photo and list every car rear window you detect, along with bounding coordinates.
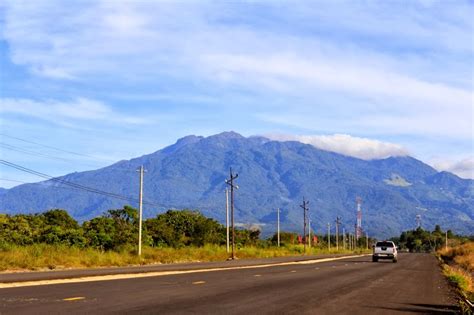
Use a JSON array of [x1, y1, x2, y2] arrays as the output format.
[[376, 241, 394, 247]]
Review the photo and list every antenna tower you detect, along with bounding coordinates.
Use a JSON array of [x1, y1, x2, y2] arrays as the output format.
[[416, 214, 422, 229]]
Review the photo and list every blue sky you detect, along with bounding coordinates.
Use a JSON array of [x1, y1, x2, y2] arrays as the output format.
[[0, 0, 473, 188]]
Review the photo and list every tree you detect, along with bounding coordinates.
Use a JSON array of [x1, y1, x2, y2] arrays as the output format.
[[40, 209, 85, 246], [82, 206, 141, 250], [145, 210, 224, 247]]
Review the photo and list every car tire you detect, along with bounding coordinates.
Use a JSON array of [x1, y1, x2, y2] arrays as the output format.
[[372, 256, 378, 262], [393, 258, 397, 263]]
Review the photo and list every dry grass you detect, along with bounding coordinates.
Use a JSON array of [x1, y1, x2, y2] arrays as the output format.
[[0, 244, 370, 272], [438, 241, 474, 304], [439, 242, 474, 273]]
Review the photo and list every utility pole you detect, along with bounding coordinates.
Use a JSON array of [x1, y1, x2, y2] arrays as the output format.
[[277, 208, 280, 247], [225, 188, 229, 253], [137, 165, 144, 256], [308, 218, 311, 249], [225, 168, 239, 260], [300, 198, 309, 254], [354, 224, 358, 249], [327, 222, 331, 251], [445, 230, 448, 250], [366, 232, 369, 249], [335, 216, 341, 251], [343, 228, 346, 250]]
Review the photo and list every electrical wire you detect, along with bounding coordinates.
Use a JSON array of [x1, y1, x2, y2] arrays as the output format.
[[0, 142, 75, 163], [0, 159, 165, 208], [0, 136, 136, 172], [0, 133, 110, 161]]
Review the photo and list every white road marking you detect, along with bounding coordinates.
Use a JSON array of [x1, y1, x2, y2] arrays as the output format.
[[192, 281, 206, 285], [0, 254, 370, 289]]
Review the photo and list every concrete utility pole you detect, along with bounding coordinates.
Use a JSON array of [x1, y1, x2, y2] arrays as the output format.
[[300, 198, 309, 254], [225, 168, 239, 260], [277, 208, 280, 247], [366, 232, 369, 249], [327, 222, 331, 251], [335, 216, 341, 251], [343, 228, 346, 250], [445, 230, 448, 250], [225, 188, 230, 253], [137, 165, 144, 256], [354, 224, 358, 249], [308, 218, 311, 249]]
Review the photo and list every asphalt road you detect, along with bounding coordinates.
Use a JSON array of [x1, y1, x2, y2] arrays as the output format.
[[0, 253, 459, 314]]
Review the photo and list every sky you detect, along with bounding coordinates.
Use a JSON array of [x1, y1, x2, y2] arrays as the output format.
[[0, 0, 473, 188]]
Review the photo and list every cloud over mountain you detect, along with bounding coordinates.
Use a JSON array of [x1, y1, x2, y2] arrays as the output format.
[[266, 134, 409, 160], [431, 157, 474, 179]]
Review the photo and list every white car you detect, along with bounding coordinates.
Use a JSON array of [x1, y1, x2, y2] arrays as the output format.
[[372, 241, 398, 263]]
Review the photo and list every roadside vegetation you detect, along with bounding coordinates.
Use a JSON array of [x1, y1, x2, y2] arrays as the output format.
[[391, 225, 472, 253], [438, 242, 474, 311], [0, 207, 368, 271]]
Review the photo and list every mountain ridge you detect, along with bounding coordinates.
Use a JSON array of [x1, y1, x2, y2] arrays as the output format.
[[1, 132, 473, 239]]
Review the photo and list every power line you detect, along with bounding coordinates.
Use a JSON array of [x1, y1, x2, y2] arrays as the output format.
[[0, 141, 131, 171], [0, 133, 109, 161], [0, 142, 78, 163], [0, 159, 164, 208], [0, 136, 140, 172]]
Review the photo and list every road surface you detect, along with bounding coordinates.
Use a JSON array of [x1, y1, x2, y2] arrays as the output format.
[[0, 253, 459, 314]]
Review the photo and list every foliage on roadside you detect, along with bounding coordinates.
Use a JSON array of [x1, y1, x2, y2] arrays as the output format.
[[0, 243, 369, 272], [437, 242, 474, 311], [0, 207, 242, 251], [0, 207, 371, 271], [391, 225, 471, 253]]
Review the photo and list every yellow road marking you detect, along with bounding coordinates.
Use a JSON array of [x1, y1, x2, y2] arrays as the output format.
[[0, 254, 370, 289], [192, 281, 206, 285], [63, 297, 85, 301]]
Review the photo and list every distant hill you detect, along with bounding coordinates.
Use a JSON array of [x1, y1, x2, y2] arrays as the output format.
[[1, 132, 473, 239]]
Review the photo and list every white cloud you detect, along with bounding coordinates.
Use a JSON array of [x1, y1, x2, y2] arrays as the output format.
[[266, 134, 409, 160], [431, 157, 474, 179], [4, 0, 470, 141], [1, 1, 472, 151], [0, 98, 149, 125]]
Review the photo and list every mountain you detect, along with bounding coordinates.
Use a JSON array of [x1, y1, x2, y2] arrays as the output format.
[[1, 132, 473, 239]]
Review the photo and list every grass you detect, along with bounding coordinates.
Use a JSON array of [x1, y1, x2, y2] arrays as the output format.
[[0, 243, 370, 272], [437, 242, 474, 309], [439, 242, 474, 273]]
